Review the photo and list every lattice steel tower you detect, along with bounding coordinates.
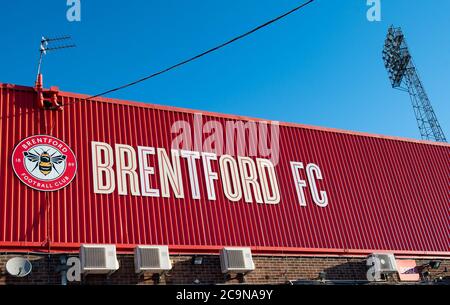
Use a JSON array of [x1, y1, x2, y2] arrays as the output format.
[[382, 26, 447, 142]]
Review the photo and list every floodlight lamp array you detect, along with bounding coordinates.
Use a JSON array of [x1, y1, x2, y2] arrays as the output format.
[[382, 27, 410, 88]]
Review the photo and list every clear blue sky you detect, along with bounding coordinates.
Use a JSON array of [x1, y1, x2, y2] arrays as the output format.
[[1, 0, 449, 140]]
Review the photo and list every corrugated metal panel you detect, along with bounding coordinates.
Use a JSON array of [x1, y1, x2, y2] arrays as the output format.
[[0, 84, 449, 256]]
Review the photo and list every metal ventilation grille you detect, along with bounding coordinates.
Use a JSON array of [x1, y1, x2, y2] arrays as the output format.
[[84, 248, 106, 268], [139, 248, 161, 268], [226, 250, 246, 268]]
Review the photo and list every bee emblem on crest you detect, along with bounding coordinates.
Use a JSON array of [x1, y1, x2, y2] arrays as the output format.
[[23, 149, 67, 176]]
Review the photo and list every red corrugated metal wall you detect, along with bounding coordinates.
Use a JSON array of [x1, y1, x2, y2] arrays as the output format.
[[0, 84, 449, 255]]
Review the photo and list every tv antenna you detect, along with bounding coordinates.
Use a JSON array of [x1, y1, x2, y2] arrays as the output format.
[[382, 26, 447, 142], [37, 35, 76, 78], [35, 36, 75, 110]]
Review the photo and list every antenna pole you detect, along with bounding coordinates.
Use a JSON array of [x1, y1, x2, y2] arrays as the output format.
[[34, 35, 75, 110], [36, 52, 44, 88], [37, 52, 43, 77], [35, 35, 75, 86]]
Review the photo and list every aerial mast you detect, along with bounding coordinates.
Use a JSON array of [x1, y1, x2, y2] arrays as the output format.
[[35, 36, 75, 109]]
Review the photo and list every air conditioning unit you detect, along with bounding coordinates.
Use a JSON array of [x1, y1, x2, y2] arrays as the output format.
[[367, 253, 397, 273], [220, 247, 255, 273], [134, 245, 172, 273], [80, 244, 119, 275]]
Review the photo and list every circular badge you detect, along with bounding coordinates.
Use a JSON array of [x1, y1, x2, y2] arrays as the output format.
[[12, 135, 77, 191]]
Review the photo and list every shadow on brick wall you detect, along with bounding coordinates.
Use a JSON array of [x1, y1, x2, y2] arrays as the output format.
[[323, 259, 367, 281], [165, 256, 227, 285], [80, 255, 228, 285]]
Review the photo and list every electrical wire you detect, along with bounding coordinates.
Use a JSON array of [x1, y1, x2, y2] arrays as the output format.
[[61, 0, 315, 106]]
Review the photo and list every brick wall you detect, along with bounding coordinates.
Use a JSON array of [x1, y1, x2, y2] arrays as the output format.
[[0, 254, 448, 285]]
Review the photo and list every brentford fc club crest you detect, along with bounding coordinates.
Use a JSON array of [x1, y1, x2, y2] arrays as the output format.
[[12, 135, 77, 191]]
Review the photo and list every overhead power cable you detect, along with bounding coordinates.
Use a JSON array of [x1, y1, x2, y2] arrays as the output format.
[[64, 0, 315, 105]]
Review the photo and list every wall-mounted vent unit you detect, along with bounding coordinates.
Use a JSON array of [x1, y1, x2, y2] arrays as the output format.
[[367, 253, 397, 273], [80, 244, 119, 275], [220, 247, 255, 273], [134, 245, 172, 273]]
